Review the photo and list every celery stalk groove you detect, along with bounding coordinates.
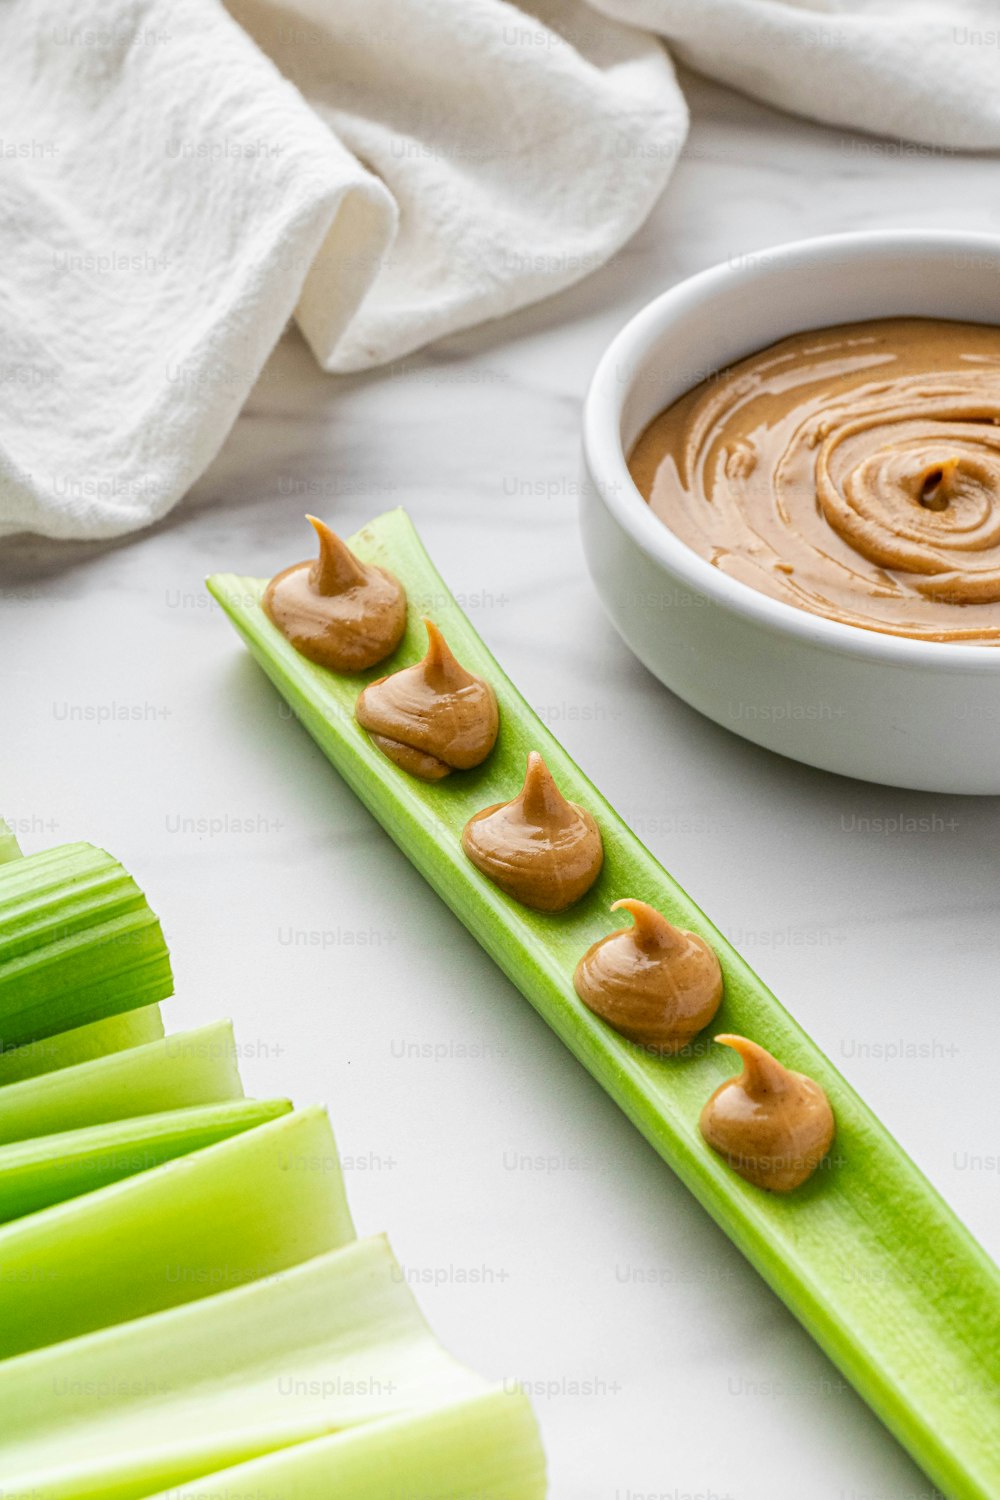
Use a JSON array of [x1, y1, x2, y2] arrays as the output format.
[[0, 1003, 166, 1087], [209, 509, 1000, 1500], [0, 842, 173, 1046], [0, 1097, 292, 1221], [0, 1105, 355, 1356], [0, 1236, 501, 1499], [0, 1020, 244, 1142], [139, 1391, 546, 1500]]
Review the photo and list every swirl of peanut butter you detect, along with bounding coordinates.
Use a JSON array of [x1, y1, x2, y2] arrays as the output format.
[[574, 900, 722, 1053], [461, 752, 603, 912], [699, 1035, 835, 1193], [630, 319, 1000, 642], [355, 618, 499, 781], [264, 516, 406, 671]]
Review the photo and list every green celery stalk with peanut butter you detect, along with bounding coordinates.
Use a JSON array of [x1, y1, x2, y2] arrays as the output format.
[[208, 508, 1000, 1500]]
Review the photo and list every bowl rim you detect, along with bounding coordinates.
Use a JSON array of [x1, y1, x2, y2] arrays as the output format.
[[583, 227, 1000, 671]]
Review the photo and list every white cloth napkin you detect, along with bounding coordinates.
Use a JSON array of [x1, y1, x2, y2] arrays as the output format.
[[1, 0, 997, 540], [593, 0, 1000, 151]]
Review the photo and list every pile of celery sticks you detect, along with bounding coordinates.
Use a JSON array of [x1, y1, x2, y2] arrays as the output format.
[[0, 825, 544, 1499]]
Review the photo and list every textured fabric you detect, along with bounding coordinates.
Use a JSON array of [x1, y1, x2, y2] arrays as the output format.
[[0, 0, 995, 539], [0, 0, 682, 539], [591, 0, 1000, 150]]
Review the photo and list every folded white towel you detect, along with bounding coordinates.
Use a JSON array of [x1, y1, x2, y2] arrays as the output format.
[[1, 0, 996, 540]]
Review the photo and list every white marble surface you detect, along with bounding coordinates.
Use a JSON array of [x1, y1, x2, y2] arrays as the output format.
[[3, 70, 999, 1500]]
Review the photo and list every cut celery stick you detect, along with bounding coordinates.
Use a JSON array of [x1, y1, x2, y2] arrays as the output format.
[[0, 819, 22, 864], [0, 1019, 243, 1143], [0, 1235, 497, 1499], [140, 1390, 546, 1500], [0, 1003, 165, 1087], [0, 1105, 354, 1358], [210, 509, 1000, 1500], [0, 1097, 292, 1221], [0, 841, 173, 1047]]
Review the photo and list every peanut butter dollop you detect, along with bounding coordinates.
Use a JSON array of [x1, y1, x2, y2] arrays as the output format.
[[263, 516, 406, 671], [461, 752, 603, 912], [699, 1035, 835, 1193], [355, 618, 499, 781], [630, 318, 1000, 642], [573, 900, 722, 1052]]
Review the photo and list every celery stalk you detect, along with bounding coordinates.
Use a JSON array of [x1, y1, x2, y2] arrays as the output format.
[[0, 1104, 355, 1357], [0, 1019, 243, 1142], [0, 1235, 501, 1499], [0, 842, 173, 1047], [0, 1097, 292, 1221], [209, 509, 1000, 1500], [139, 1390, 546, 1500], [0, 1003, 165, 1086], [0, 819, 22, 864]]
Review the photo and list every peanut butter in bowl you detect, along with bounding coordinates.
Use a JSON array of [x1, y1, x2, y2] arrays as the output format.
[[629, 318, 1000, 644]]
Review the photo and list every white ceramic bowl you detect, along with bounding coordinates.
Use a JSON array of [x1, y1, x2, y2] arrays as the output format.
[[581, 230, 1000, 795]]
